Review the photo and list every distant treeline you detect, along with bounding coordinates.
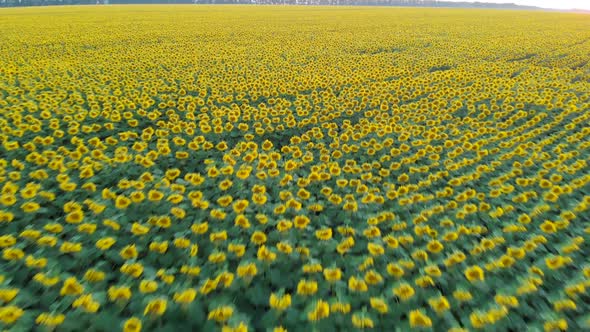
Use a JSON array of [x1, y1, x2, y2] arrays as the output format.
[[0, 0, 540, 10]]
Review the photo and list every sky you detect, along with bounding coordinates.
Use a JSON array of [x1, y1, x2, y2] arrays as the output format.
[[446, 0, 590, 10]]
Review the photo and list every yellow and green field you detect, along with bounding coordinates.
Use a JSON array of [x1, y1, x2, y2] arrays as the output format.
[[0, 5, 589, 331]]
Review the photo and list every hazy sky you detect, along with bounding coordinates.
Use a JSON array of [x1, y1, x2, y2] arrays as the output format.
[[447, 0, 590, 10]]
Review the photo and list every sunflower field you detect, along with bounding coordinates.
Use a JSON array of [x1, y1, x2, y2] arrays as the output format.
[[0, 5, 589, 332]]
